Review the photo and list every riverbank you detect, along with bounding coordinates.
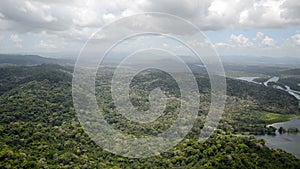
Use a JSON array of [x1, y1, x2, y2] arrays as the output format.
[[257, 118, 300, 158], [262, 111, 300, 124], [236, 76, 300, 108]]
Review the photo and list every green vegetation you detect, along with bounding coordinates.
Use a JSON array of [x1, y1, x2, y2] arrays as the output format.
[[261, 111, 300, 124], [266, 68, 300, 91], [0, 54, 72, 65], [253, 77, 269, 83], [226, 78, 299, 114], [224, 64, 288, 78], [0, 64, 300, 168], [224, 70, 267, 78], [278, 77, 300, 91]]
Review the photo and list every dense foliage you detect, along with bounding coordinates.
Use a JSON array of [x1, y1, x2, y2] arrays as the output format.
[[0, 64, 299, 168]]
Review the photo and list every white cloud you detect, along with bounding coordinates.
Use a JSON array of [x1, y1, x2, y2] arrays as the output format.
[[215, 42, 232, 48], [72, 7, 99, 27], [143, 0, 299, 30], [239, 0, 287, 29], [213, 31, 298, 57], [253, 32, 276, 47], [209, 1, 228, 16], [261, 36, 276, 47], [187, 39, 212, 48], [289, 34, 300, 46], [10, 34, 22, 42], [280, 0, 300, 23], [207, 30, 300, 58], [230, 34, 253, 47], [0, 0, 73, 33], [102, 13, 116, 24], [10, 34, 22, 48], [0, 0, 299, 37], [39, 40, 57, 49], [0, 0, 299, 56], [253, 32, 264, 42]]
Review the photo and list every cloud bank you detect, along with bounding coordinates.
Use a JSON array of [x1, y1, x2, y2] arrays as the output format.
[[0, 0, 299, 57]]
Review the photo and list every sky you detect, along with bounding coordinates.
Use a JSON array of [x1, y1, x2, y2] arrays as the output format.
[[0, 0, 299, 58]]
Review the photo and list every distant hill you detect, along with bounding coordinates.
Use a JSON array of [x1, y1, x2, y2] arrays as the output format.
[[0, 54, 72, 65], [280, 68, 300, 75], [221, 55, 300, 66]]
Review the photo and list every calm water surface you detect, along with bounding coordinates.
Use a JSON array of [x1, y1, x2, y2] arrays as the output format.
[[236, 76, 300, 157], [257, 118, 300, 157]]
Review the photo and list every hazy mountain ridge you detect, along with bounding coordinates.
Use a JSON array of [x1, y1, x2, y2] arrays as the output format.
[[0, 54, 73, 65], [221, 55, 300, 66], [280, 68, 300, 75]]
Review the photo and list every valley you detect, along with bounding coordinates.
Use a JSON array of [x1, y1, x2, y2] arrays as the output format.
[[0, 56, 300, 168]]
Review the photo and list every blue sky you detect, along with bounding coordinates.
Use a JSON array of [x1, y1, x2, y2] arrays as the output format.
[[0, 0, 299, 58], [205, 26, 300, 45]]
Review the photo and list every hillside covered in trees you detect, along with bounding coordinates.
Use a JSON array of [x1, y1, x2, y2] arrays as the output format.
[[0, 64, 299, 168]]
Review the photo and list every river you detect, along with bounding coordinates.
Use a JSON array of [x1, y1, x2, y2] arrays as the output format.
[[236, 76, 300, 157], [236, 77, 261, 84], [263, 76, 279, 86], [236, 76, 300, 102]]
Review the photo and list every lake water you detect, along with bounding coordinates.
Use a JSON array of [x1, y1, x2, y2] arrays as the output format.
[[256, 118, 300, 157], [236, 76, 300, 157]]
